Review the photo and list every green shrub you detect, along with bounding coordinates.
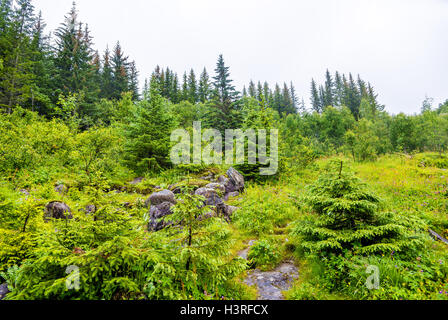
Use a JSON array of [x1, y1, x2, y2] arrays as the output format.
[[291, 160, 426, 255], [247, 240, 280, 270], [304, 248, 448, 300], [416, 153, 448, 169], [233, 185, 297, 236]]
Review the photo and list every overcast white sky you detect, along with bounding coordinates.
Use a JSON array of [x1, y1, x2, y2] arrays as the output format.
[[34, 0, 447, 114]]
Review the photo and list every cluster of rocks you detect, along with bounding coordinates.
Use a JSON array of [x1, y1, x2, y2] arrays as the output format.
[[146, 167, 245, 232], [40, 168, 245, 232]]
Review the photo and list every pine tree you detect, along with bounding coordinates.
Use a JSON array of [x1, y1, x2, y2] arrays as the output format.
[[281, 83, 295, 115], [142, 78, 149, 100], [187, 69, 197, 104], [110, 41, 129, 99], [181, 72, 188, 102], [323, 69, 334, 108], [171, 72, 180, 103], [298, 98, 307, 115], [100, 47, 114, 99], [263, 82, 271, 107], [128, 61, 139, 100], [124, 84, 176, 173], [292, 160, 424, 255], [310, 79, 321, 113], [29, 10, 55, 114], [248, 80, 256, 98], [53, 2, 98, 116], [367, 83, 384, 113], [357, 74, 367, 98], [198, 68, 210, 103], [272, 83, 283, 114], [0, 0, 36, 112], [343, 73, 361, 120], [205, 55, 241, 131], [290, 82, 298, 111], [257, 81, 263, 102], [334, 71, 344, 106]]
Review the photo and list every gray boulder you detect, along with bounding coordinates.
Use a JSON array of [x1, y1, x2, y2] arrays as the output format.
[[145, 190, 176, 208], [195, 187, 224, 207], [217, 175, 229, 185], [225, 167, 245, 193], [147, 190, 177, 232], [148, 202, 175, 232], [150, 202, 174, 220], [0, 283, 9, 300], [44, 201, 73, 220]]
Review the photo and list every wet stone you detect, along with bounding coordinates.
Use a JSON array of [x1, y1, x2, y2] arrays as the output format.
[[244, 262, 299, 300]]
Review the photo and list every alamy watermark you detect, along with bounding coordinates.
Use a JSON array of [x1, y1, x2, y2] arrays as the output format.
[[365, 265, 380, 290], [66, 265, 80, 291], [170, 122, 279, 176]]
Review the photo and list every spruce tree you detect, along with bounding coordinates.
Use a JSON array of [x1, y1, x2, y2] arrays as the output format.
[[110, 41, 129, 99], [324, 69, 334, 108], [123, 83, 176, 173], [53, 2, 99, 118], [282, 82, 295, 115], [198, 68, 210, 103], [248, 80, 256, 98], [344, 73, 361, 120], [128, 61, 139, 100], [100, 47, 114, 99], [181, 72, 188, 102], [319, 85, 326, 109], [310, 79, 321, 113], [257, 81, 263, 102], [187, 69, 197, 104], [0, 0, 36, 112], [292, 160, 424, 255], [334, 71, 344, 106], [272, 83, 283, 114], [290, 82, 298, 111], [205, 55, 241, 132], [29, 10, 55, 114], [263, 82, 271, 107], [171, 72, 180, 103]]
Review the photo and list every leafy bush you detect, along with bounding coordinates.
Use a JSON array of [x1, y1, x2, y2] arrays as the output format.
[[247, 240, 280, 270]]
